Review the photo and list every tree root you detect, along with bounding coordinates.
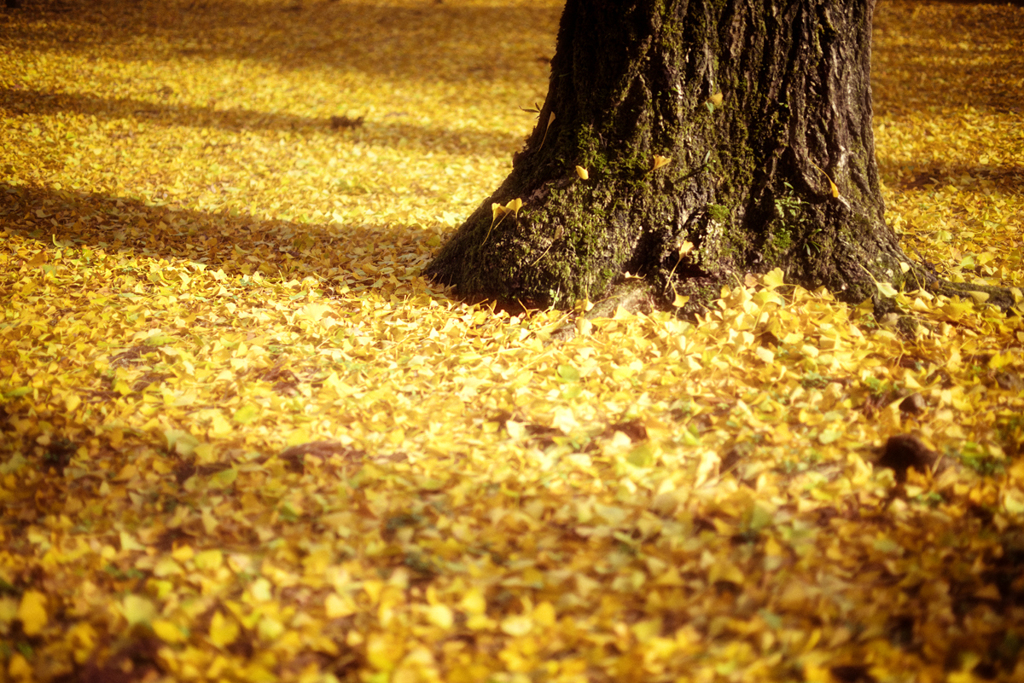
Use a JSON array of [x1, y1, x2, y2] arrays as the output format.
[[928, 279, 1022, 312], [544, 266, 1021, 344], [550, 279, 658, 341]]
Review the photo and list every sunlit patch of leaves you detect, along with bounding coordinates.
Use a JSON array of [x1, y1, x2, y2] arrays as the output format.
[[1, 0, 1023, 681]]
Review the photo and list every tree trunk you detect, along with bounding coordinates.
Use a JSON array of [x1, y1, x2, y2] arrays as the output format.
[[426, 0, 926, 313]]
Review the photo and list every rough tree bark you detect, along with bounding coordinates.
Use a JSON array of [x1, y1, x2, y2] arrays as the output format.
[[426, 0, 1012, 314]]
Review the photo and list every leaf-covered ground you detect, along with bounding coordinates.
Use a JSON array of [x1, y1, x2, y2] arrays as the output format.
[[1, 0, 1023, 681]]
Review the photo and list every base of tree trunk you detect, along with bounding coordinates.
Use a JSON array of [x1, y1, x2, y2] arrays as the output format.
[[427, 0, 1019, 318]]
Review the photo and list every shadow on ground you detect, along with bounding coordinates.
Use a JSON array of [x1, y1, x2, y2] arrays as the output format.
[[877, 161, 1024, 196], [0, 87, 522, 155], [873, 0, 1024, 116], [0, 0, 558, 83], [0, 182, 431, 284]]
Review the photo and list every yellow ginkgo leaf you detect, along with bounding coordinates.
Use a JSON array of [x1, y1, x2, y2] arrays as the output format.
[[8, 654, 31, 680], [194, 548, 223, 570], [763, 268, 786, 288], [813, 162, 840, 198], [366, 633, 401, 671], [533, 601, 556, 627], [153, 619, 187, 643], [500, 614, 534, 637], [539, 111, 556, 149], [708, 559, 745, 586], [233, 404, 259, 424], [325, 592, 356, 618], [709, 91, 723, 106], [296, 302, 331, 322], [458, 587, 487, 615], [483, 199, 522, 244], [425, 603, 454, 629], [652, 155, 671, 171], [672, 293, 689, 307], [17, 590, 48, 636], [121, 594, 156, 626], [209, 610, 239, 648], [875, 281, 899, 298], [209, 412, 232, 437]]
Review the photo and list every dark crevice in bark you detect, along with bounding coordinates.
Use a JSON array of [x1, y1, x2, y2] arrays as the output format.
[[426, 0, 1018, 317]]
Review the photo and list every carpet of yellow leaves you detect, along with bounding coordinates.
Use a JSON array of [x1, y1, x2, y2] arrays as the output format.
[[1, 0, 1023, 681]]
